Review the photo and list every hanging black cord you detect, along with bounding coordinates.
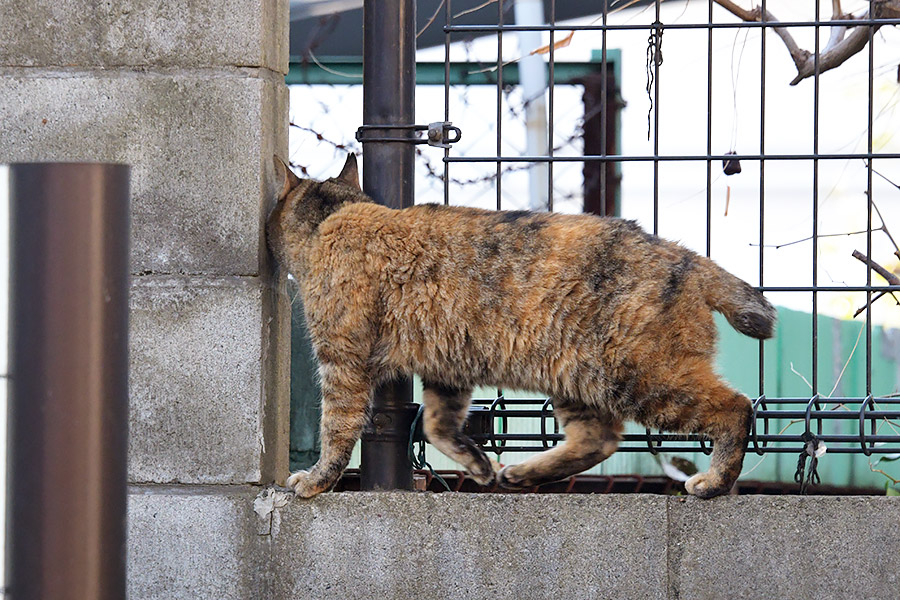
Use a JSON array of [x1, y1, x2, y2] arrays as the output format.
[[794, 431, 822, 494], [408, 404, 452, 491], [646, 20, 664, 140]]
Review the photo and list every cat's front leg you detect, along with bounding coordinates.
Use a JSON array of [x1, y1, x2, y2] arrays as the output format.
[[287, 360, 373, 499], [286, 470, 317, 499]]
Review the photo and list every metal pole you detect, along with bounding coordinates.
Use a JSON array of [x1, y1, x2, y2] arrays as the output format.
[[360, 0, 418, 490], [6, 163, 130, 599]]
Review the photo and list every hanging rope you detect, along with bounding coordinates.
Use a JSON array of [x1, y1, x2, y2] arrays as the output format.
[[408, 404, 451, 492], [646, 20, 664, 141], [794, 431, 823, 494]]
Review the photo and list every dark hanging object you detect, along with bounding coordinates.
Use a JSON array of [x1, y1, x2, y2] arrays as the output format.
[[723, 151, 742, 175]]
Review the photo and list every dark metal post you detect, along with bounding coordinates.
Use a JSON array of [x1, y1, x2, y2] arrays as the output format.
[[359, 0, 418, 490], [6, 163, 130, 599]]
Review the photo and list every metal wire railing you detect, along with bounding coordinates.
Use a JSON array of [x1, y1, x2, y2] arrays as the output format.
[[465, 396, 900, 455], [438, 1, 900, 460]]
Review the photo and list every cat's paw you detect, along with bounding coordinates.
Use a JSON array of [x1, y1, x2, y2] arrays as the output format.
[[287, 470, 321, 499], [468, 458, 498, 487], [497, 465, 529, 489], [685, 472, 731, 499]]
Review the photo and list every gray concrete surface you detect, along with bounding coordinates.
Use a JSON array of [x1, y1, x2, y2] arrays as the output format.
[[126, 490, 900, 600], [128, 486, 266, 600], [4, 0, 292, 594], [0, 69, 287, 275], [272, 492, 669, 600], [130, 276, 272, 484], [0, 0, 288, 72], [667, 495, 900, 600]]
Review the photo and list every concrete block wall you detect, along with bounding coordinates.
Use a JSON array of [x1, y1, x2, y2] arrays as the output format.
[[0, 1, 291, 593], [128, 490, 900, 600], [1, 0, 290, 482]]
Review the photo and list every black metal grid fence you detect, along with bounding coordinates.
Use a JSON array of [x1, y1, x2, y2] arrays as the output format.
[[434, 0, 900, 458]]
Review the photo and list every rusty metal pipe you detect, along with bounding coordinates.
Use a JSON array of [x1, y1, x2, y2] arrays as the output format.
[[6, 163, 130, 599], [359, 0, 419, 491]]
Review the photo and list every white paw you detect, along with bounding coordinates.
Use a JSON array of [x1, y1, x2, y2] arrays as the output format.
[[685, 472, 729, 499], [286, 470, 318, 499]]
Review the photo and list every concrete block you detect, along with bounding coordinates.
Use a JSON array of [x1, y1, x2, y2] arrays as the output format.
[[0, 0, 288, 73], [667, 495, 900, 600], [271, 492, 669, 600], [0, 70, 288, 275], [127, 485, 266, 600], [129, 276, 280, 484], [127, 490, 900, 600]]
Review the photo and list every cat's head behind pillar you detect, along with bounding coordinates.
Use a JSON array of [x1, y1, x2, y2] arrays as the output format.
[[267, 154, 368, 273]]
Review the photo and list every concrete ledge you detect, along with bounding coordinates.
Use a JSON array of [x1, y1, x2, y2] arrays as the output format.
[[273, 492, 669, 600], [0, 69, 287, 275], [0, 0, 288, 73], [667, 495, 900, 600], [129, 277, 272, 484], [127, 490, 900, 600], [128, 485, 266, 600]]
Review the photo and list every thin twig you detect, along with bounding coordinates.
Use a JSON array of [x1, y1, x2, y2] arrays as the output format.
[[869, 462, 900, 485], [417, 0, 445, 38], [750, 228, 883, 249], [852, 250, 900, 285], [454, 0, 496, 19], [829, 323, 866, 397], [307, 51, 363, 79], [790, 362, 814, 391]]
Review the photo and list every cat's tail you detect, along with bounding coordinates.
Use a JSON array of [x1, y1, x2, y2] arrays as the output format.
[[698, 258, 776, 339]]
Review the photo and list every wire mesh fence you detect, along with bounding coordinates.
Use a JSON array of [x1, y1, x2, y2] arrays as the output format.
[[433, 1, 900, 467], [288, 0, 900, 489]]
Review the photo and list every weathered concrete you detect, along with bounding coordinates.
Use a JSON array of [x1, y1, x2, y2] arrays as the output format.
[[127, 490, 900, 600], [0, 0, 288, 73], [272, 492, 669, 600], [667, 495, 900, 600], [128, 486, 266, 600], [0, 69, 287, 275], [129, 276, 280, 484]]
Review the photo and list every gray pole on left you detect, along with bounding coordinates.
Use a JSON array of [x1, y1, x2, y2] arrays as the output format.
[[6, 163, 130, 599]]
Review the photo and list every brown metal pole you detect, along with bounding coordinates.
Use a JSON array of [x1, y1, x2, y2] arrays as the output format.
[[359, 0, 419, 490], [6, 163, 130, 600]]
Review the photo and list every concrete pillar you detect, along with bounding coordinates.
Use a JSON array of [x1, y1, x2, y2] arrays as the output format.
[[1, 2, 290, 594]]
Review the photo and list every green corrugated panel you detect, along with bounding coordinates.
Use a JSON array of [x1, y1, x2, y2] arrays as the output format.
[[713, 307, 899, 488]]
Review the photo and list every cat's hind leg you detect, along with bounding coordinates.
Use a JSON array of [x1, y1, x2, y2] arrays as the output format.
[[683, 388, 751, 499], [498, 401, 622, 489], [287, 361, 372, 498], [422, 382, 498, 486], [637, 366, 751, 499]]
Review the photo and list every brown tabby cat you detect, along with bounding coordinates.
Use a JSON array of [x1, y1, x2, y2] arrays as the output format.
[[267, 154, 776, 499]]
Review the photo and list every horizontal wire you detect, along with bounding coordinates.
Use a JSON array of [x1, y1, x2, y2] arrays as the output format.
[[445, 18, 900, 33]]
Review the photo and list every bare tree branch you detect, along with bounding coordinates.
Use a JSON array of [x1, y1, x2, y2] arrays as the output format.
[[852, 249, 900, 286], [851, 250, 900, 317], [713, 0, 900, 86]]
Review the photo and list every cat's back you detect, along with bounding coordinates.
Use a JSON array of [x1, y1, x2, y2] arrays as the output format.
[[313, 201, 683, 282]]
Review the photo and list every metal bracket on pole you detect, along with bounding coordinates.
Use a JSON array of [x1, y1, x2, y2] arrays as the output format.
[[355, 121, 462, 148]]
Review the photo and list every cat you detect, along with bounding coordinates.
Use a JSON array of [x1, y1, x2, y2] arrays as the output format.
[[267, 154, 776, 499]]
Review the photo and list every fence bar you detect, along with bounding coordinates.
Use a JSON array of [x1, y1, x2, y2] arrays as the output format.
[[6, 163, 130, 599], [359, 0, 418, 491]]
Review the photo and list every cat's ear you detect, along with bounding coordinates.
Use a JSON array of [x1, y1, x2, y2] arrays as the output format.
[[274, 155, 301, 200], [336, 153, 360, 190]]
